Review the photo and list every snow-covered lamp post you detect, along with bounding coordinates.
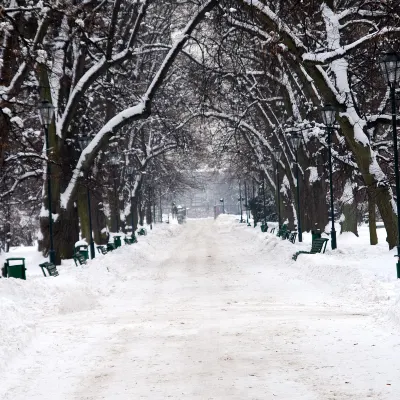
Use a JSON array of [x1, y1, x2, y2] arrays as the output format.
[[126, 166, 136, 235], [272, 147, 282, 228], [78, 136, 95, 260], [380, 52, 400, 277], [238, 180, 243, 223], [110, 153, 121, 232], [321, 104, 337, 250], [244, 181, 250, 225], [219, 198, 225, 214], [39, 100, 55, 264], [290, 132, 303, 242]]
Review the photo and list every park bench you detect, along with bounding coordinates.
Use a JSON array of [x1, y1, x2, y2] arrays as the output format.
[[39, 262, 59, 277], [289, 232, 297, 244], [97, 245, 107, 255], [73, 252, 87, 266], [137, 228, 147, 236], [292, 238, 329, 261], [277, 225, 288, 238], [107, 242, 116, 252], [124, 236, 138, 245]]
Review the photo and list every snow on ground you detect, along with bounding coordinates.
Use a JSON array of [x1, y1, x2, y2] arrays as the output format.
[[0, 222, 182, 373], [0, 216, 400, 399]]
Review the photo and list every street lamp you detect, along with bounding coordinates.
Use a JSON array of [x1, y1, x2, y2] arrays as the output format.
[[219, 198, 225, 214], [244, 181, 250, 225], [321, 104, 337, 250], [78, 136, 95, 259], [239, 180, 243, 222], [39, 100, 55, 264], [262, 175, 267, 226], [110, 152, 120, 232], [290, 131, 303, 242], [272, 147, 282, 227], [380, 51, 400, 277], [126, 165, 136, 235]]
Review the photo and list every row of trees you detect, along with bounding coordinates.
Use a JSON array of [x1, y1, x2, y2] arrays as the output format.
[[1, 1, 400, 263]]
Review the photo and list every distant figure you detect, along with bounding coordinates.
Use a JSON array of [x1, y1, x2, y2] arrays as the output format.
[[172, 205, 178, 219]]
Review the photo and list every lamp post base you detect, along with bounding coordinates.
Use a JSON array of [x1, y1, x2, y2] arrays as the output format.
[[90, 242, 95, 260], [49, 249, 56, 265], [397, 261, 400, 280], [331, 229, 337, 250]]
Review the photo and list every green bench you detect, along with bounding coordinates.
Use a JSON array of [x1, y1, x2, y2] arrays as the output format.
[[107, 242, 116, 252], [288, 232, 297, 244], [73, 252, 87, 266], [97, 245, 108, 255], [124, 235, 138, 245], [292, 238, 329, 261], [39, 262, 59, 277], [277, 224, 288, 238], [137, 228, 147, 236]]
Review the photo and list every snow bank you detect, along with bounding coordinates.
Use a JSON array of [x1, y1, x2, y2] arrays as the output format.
[[216, 215, 400, 329], [0, 222, 182, 372]]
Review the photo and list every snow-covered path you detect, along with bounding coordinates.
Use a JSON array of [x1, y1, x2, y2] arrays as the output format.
[[1, 218, 400, 399]]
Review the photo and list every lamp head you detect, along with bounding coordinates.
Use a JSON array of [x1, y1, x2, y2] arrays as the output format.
[[273, 147, 282, 160], [321, 104, 337, 128], [78, 135, 90, 151], [39, 100, 54, 128], [110, 152, 120, 166], [290, 132, 302, 150], [380, 51, 400, 86]]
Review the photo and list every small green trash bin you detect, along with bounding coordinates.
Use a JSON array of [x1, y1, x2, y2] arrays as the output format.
[[260, 223, 268, 233], [75, 244, 89, 261], [311, 229, 322, 241], [114, 235, 122, 248], [5, 258, 27, 280]]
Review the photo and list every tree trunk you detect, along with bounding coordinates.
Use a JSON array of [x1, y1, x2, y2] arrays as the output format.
[[138, 191, 145, 226], [368, 187, 378, 245], [77, 184, 90, 243], [92, 190, 108, 245], [339, 180, 358, 236]]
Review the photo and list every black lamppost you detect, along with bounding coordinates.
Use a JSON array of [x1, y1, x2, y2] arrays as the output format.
[[380, 52, 400, 277], [78, 136, 95, 259], [126, 166, 136, 235], [110, 153, 120, 232], [244, 181, 250, 225], [273, 147, 282, 227], [262, 176, 267, 225], [39, 100, 55, 264], [239, 181, 243, 222], [321, 104, 337, 250], [290, 132, 303, 242], [219, 198, 225, 214]]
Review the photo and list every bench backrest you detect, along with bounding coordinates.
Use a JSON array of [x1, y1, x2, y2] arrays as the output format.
[[75, 252, 87, 264], [39, 262, 59, 277], [310, 238, 329, 253]]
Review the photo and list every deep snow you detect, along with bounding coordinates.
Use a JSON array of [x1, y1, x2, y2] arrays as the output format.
[[1, 216, 400, 399]]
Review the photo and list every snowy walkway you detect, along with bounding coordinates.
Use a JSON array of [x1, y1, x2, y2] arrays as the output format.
[[1, 218, 400, 399]]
